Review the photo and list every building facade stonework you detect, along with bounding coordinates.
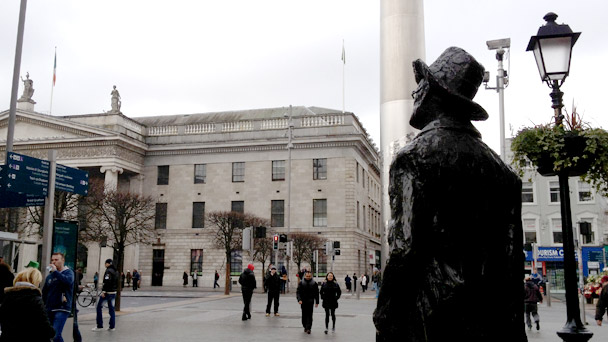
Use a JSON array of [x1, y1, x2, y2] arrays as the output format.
[[0, 106, 381, 288]]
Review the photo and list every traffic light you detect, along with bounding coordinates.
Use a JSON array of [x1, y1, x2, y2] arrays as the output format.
[[273, 234, 279, 250], [333, 241, 340, 249], [325, 242, 331, 255], [279, 234, 288, 243], [242, 228, 252, 250], [255, 226, 266, 238]]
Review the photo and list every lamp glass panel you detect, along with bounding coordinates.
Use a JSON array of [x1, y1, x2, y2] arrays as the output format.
[[538, 37, 572, 80], [532, 42, 547, 80]]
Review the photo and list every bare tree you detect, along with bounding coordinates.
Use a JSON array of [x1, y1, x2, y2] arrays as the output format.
[[252, 230, 273, 288], [207, 211, 268, 295], [290, 232, 325, 273], [81, 184, 156, 311]]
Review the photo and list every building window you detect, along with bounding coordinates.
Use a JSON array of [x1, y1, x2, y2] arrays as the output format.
[[313, 159, 327, 180], [230, 250, 242, 276], [313, 199, 327, 227], [155, 203, 167, 229], [579, 220, 595, 245], [271, 200, 284, 227], [191, 249, 203, 274], [523, 219, 537, 244], [157, 165, 169, 185], [232, 162, 245, 182], [578, 181, 593, 202], [231, 201, 244, 214], [192, 202, 205, 228], [551, 218, 562, 244], [0, 208, 20, 233], [356, 162, 359, 183], [272, 160, 286, 181], [522, 182, 534, 203], [549, 181, 560, 203], [194, 164, 206, 184], [356, 201, 360, 228]]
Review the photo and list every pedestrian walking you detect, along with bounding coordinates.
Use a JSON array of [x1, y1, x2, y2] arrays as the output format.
[[280, 266, 288, 294], [214, 270, 220, 288], [361, 274, 368, 292], [297, 270, 319, 334], [352, 273, 357, 292], [93, 272, 99, 290], [0, 267, 55, 342], [132, 269, 140, 291], [239, 264, 256, 321], [596, 275, 608, 326], [183, 271, 188, 287], [126, 271, 132, 287], [265, 266, 281, 316], [0, 261, 14, 305], [372, 269, 382, 298], [344, 274, 351, 292], [42, 252, 75, 342], [192, 271, 198, 287], [524, 275, 543, 330], [320, 272, 341, 334], [92, 259, 118, 332]]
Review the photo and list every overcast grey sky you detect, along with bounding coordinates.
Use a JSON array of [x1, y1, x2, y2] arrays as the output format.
[[1, 0, 606, 153]]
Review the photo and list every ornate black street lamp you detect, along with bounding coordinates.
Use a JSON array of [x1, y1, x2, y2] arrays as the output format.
[[527, 13, 592, 342]]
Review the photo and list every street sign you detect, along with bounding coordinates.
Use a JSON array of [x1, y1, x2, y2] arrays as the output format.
[[55, 163, 89, 196], [2, 152, 89, 197], [4, 152, 49, 196]]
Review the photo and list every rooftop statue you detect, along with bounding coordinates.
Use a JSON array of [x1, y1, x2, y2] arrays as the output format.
[[18, 72, 35, 103], [373, 47, 526, 341], [110, 85, 121, 113]]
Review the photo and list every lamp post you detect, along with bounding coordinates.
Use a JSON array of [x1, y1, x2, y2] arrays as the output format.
[[526, 13, 591, 342]]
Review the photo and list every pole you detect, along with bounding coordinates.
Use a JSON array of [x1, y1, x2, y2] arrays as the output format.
[[49, 47, 56, 115], [496, 49, 506, 161], [575, 227, 587, 325], [286, 105, 293, 292], [6, 0, 28, 153], [556, 172, 592, 341], [42, 150, 57, 277]]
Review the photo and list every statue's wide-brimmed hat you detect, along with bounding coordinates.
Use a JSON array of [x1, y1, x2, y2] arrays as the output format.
[[413, 46, 488, 122]]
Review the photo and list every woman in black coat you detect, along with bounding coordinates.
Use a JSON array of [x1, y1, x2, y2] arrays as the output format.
[[320, 272, 341, 334], [0, 267, 55, 342]]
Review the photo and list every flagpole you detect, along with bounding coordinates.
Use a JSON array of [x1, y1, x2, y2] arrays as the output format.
[[342, 39, 345, 113], [49, 47, 56, 115]]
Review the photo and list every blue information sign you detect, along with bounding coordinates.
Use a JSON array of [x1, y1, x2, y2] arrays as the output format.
[[4, 152, 49, 196], [0, 164, 46, 207], [55, 164, 89, 196], [2, 152, 89, 197]]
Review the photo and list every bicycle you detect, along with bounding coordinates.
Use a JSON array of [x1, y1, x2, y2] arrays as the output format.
[[77, 284, 108, 308]]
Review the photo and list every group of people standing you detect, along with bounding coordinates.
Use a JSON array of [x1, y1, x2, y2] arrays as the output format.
[[239, 264, 342, 335], [343, 269, 382, 298]]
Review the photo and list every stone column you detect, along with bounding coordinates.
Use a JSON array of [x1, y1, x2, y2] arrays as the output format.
[[380, 0, 425, 266], [100, 166, 124, 191], [123, 174, 145, 274]]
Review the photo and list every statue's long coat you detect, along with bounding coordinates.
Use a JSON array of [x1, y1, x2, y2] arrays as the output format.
[[374, 118, 527, 341]]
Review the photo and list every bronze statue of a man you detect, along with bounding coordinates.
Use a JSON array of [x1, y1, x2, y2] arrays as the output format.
[[373, 47, 526, 341]]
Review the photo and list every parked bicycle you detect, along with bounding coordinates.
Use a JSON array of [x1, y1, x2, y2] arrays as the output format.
[[77, 283, 108, 308]]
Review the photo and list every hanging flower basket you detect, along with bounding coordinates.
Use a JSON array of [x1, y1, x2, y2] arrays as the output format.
[[511, 114, 608, 196]]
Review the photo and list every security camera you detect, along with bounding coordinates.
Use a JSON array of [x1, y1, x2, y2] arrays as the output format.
[[486, 38, 511, 50], [483, 71, 490, 83]]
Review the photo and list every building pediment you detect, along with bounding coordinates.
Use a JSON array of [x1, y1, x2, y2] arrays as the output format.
[[0, 110, 115, 143]]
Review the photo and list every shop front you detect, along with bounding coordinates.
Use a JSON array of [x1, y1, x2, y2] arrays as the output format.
[[524, 246, 606, 293]]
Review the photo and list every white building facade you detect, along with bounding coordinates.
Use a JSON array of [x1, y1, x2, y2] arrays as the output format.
[[507, 139, 608, 292], [0, 105, 382, 287]]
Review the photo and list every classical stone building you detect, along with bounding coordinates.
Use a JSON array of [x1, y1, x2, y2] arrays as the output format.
[[0, 104, 382, 287]]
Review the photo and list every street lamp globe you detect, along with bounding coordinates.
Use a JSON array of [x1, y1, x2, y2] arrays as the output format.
[[526, 12, 581, 84]]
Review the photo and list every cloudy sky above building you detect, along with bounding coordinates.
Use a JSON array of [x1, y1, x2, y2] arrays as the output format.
[[1, 0, 605, 153]]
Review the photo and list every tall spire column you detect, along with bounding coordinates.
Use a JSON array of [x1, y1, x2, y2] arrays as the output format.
[[380, 0, 426, 265]]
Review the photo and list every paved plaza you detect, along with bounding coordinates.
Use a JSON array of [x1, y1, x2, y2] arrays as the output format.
[[57, 287, 608, 341]]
